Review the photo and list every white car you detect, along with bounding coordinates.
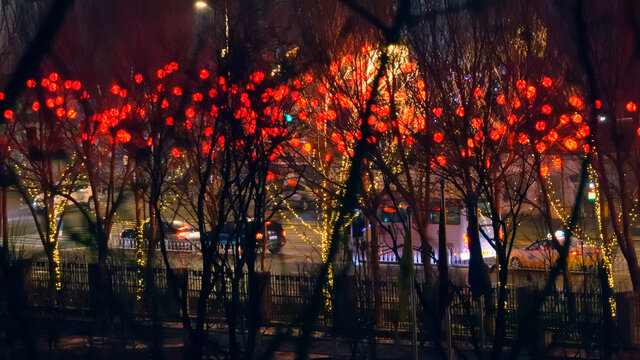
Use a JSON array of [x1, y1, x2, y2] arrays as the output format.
[[32, 186, 93, 209]]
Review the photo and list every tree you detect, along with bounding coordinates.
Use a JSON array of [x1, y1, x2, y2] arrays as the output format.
[[3, 72, 84, 293]]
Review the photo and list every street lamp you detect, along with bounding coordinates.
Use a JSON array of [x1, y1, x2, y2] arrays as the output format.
[[194, 1, 208, 10]]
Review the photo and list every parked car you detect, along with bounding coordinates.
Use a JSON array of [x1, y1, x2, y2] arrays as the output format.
[[219, 220, 286, 254], [509, 237, 599, 270]]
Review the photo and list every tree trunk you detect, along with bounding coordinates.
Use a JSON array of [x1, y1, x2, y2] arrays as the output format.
[[466, 199, 490, 298], [191, 259, 211, 360], [1, 187, 7, 250], [228, 268, 240, 360], [491, 254, 509, 360]]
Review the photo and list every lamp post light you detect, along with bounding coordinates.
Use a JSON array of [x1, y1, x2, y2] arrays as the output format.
[[194, 1, 208, 10]]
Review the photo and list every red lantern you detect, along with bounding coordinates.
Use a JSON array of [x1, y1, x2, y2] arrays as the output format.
[[540, 165, 550, 178], [564, 138, 578, 151], [569, 96, 584, 109], [116, 129, 131, 143], [626, 101, 637, 112], [541, 105, 552, 115]]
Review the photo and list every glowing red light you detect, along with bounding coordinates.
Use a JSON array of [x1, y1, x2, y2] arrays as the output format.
[[571, 114, 583, 124], [116, 129, 131, 143], [518, 133, 529, 145], [569, 96, 584, 109], [564, 138, 578, 151], [541, 77, 552, 87], [252, 71, 265, 84], [540, 165, 550, 178], [3, 110, 13, 120], [171, 147, 181, 157], [626, 101, 637, 112], [526, 86, 536, 99], [541, 104, 552, 114]]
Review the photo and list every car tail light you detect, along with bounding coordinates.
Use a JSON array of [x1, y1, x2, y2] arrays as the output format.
[[281, 241, 286, 245], [570, 250, 578, 256], [256, 232, 263, 239], [177, 231, 189, 238], [266, 221, 272, 225], [281, 230, 286, 237]]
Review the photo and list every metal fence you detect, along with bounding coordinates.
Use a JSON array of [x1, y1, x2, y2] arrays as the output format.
[[22, 259, 633, 350]]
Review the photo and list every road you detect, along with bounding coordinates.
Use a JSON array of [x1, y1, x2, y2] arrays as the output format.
[[3, 190, 326, 270], [2, 189, 634, 281]]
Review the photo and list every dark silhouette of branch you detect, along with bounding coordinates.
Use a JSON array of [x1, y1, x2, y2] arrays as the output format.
[[0, 0, 74, 122]]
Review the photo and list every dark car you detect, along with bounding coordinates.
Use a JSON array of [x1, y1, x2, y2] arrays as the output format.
[[219, 220, 286, 254], [119, 220, 198, 250]]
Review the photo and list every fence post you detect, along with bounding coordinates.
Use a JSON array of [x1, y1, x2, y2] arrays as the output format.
[[257, 271, 272, 324], [447, 301, 454, 360], [615, 291, 640, 349], [480, 295, 485, 360]]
